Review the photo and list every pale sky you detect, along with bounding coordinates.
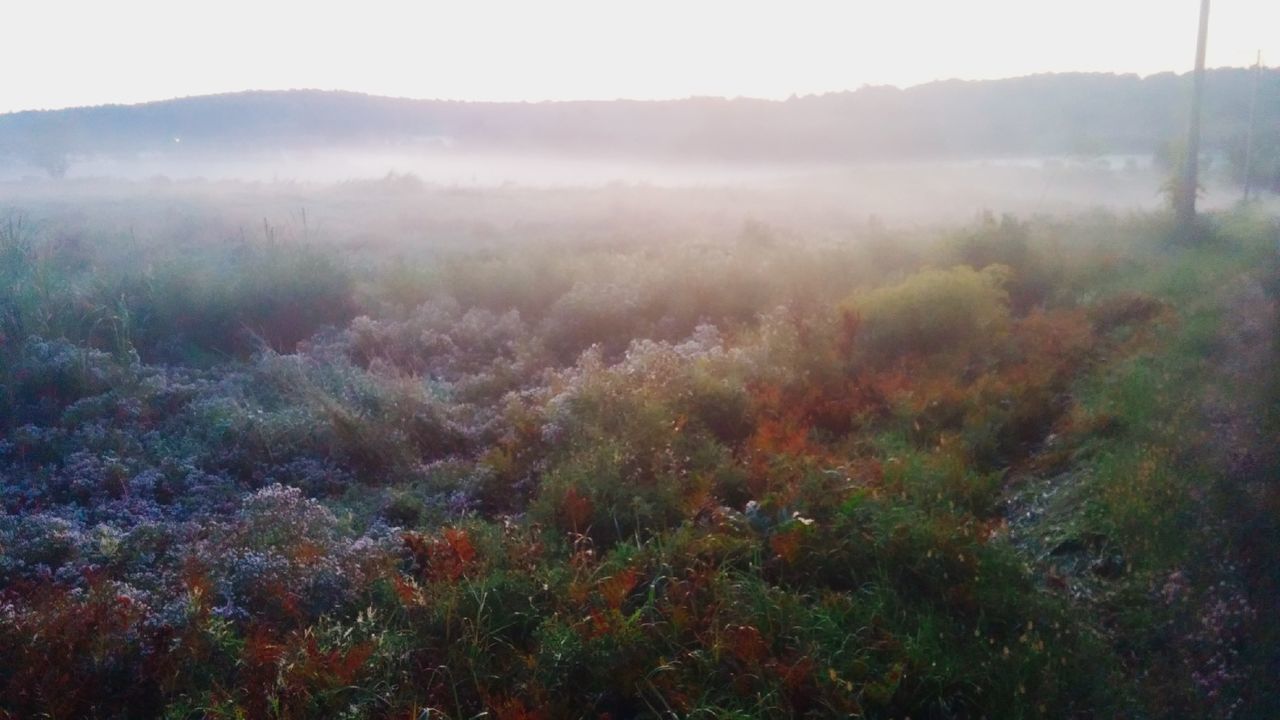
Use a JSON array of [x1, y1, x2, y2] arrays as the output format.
[[4, 0, 1277, 113]]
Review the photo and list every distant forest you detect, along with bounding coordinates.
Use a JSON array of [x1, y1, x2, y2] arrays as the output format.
[[2, 69, 1278, 186]]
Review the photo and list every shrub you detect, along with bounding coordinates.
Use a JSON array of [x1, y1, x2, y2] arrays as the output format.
[[847, 265, 1012, 362], [1088, 291, 1170, 334], [950, 212, 1053, 312], [1, 337, 129, 429], [542, 279, 648, 362], [201, 485, 393, 624], [131, 242, 356, 359]]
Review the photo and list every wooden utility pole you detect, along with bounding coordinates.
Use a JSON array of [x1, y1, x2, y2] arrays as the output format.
[[1177, 0, 1211, 227], [1242, 51, 1263, 203]]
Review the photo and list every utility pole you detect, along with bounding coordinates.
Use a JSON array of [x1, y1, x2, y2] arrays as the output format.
[[1177, 0, 1211, 227], [1242, 51, 1262, 203]]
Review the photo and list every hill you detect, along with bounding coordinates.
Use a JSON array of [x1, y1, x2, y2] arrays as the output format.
[[1, 69, 1277, 183]]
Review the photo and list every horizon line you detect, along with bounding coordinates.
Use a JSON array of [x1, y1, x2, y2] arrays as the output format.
[[4, 65, 1265, 116]]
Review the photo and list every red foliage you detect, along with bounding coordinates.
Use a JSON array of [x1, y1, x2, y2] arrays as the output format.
[[660, 566, 720, 641], [238, 625, 375, 718], [770, 528, 804, 564], [1015, 308, 1095, 371], [723, 624, 768, 664], [563, 487, 594, 533], [241, 625, 287, 690], [0, 580, 151, 718], [762, 650, 814, 707], [312, 638, 375, 685], [404, 527, 479, 582], [838, 308, 863, 358], [488, 695, 548, 720], [392, 574, 423, 606], [577, 567, 644, 639], [744, 374, 887, 481], [768, 653, 817, 696], [585, 607, 613, 639]]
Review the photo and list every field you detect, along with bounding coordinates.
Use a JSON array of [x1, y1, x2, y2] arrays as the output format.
[[1, 179, 1279, 718]]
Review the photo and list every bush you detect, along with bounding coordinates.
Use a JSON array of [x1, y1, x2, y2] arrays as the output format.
[[132, 242, 356, 359], [847, 265, 1011, 362], [950, 212, 1053, 312]]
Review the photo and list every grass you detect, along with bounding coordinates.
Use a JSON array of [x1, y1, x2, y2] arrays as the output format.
[[1001, 210, 1280, 717], [1, 202, 1277, 718]]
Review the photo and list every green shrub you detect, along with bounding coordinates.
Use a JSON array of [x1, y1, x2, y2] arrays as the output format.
[[131, 242, 355, 359], [847, 265, 1011, 362]]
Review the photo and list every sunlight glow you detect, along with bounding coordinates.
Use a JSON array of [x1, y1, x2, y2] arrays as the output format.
[[4, 0, 1278, 112]]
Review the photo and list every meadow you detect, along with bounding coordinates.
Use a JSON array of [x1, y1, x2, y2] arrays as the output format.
[[1, 180, 1278, 718]]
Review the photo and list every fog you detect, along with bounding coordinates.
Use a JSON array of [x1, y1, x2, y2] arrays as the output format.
[[1, 145, 1259, 242], [4, 70, 1274, 229]]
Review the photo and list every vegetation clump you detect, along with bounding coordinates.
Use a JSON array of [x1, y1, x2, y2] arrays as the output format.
[[0, 201, 1277, 718], [848, 264, 1011, 361]]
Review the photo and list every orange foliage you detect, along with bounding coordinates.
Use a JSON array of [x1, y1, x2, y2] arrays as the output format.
[[749, 414, 813, 459], [404, 527, 479, 582], [770, 528, 804, 564], [1015, 308, 1095, 369], [239, 626, 375, 718], [599, 567, 640, 611], [866, 367, 915, 402], [392, 574, 425, 606]]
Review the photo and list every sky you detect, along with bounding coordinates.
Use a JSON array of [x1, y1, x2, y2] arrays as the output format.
[[4, 0, 1278, 113]]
